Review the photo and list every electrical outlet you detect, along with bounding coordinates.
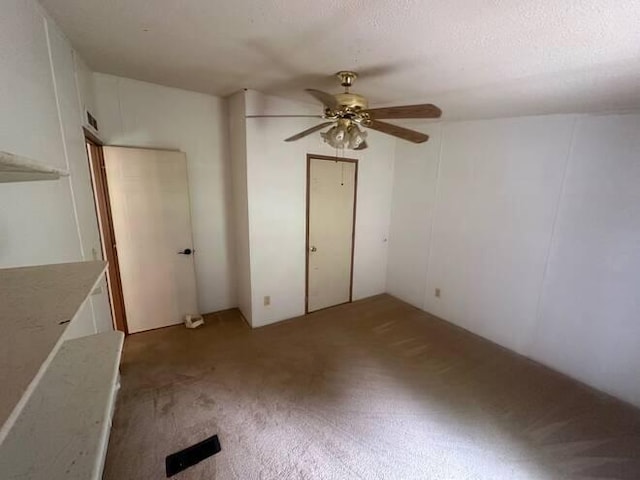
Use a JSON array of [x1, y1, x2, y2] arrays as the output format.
[[264, 296, 271, 306], [435, 288, 441, 298]]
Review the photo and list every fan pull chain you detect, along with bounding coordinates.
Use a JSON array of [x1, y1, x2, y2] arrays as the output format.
[[334, 147, 345, 186]]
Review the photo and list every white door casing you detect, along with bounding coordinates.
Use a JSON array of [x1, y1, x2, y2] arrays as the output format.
[[307, 156, 357, 313], [103, 147, 198, 333]]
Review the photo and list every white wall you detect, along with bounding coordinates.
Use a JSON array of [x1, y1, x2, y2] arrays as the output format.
[[93, 74, 236, 314], [73, 53, 99, 133], [243, 90, 395, 327], [0, 0, 111, 337], [387, 124, 443, 308], [228, 91, 252, 324], [46, 20, 113, 335], [387, 113, 640, 407], [528, 115, 640, 404]]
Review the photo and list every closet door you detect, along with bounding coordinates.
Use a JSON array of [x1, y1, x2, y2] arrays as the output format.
[[306, 156, 357, 313]]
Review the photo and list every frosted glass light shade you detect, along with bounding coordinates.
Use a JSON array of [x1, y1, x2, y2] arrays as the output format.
[[321, 123, 367, 150]]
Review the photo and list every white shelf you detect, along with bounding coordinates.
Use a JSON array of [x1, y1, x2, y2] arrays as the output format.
[[0, 151, 69, 183], [0, 331, 124, 479], [0, 261, 107, 441]]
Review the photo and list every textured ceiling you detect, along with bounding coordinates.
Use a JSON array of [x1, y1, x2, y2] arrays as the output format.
[[40, 0, 640, 119]]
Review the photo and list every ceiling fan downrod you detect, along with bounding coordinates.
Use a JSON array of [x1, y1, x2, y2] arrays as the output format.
[[337, 71, 357, 92]]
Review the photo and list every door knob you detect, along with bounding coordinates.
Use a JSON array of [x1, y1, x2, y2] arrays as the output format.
[[178, 248, 193, 255], [310, 246, 317, 252]]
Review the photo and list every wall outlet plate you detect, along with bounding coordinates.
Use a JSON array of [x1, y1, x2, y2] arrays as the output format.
[[435, 288, 441, 298], [264, 296, 271, 306]]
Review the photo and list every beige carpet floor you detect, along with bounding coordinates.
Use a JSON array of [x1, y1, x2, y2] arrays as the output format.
[[104, 294, 640, 479]]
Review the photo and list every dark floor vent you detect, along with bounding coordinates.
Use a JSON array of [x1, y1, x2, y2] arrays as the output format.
[[165, 434, 221, 477]]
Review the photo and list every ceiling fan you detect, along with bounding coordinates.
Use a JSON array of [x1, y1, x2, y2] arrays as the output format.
[[252, 71, 442, 150]]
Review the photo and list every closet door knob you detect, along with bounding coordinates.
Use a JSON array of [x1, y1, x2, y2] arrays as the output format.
[[178, 248, 193, 255]]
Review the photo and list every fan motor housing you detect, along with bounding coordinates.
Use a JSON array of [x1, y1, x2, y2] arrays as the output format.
[[334, 92, 368, 111]]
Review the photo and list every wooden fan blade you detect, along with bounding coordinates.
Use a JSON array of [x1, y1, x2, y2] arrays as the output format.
[[365, 120, 429, 143], [284, 121, 334, 142], [364, 104, 442, 119], [305, 89, 338, 110], [246, 115, 324, 118], [354, 141, 368, 151]]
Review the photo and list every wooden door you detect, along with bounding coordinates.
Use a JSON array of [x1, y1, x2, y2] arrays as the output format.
[[103, 147, 198, 333], [306, 155, 357, 313]]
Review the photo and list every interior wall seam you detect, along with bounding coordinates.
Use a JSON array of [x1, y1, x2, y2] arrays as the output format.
[[525, 114, 580, 355], [43, 17, 86, 259], [421, 122, 445, 312]]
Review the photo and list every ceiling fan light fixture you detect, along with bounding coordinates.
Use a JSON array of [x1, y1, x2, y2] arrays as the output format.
[[321, 126, 346, 149], [334, 124, 347, 142], [348, 124, 367, 149], [321, 123, 367, 150]]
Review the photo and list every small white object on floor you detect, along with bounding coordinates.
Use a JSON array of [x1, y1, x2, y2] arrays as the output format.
[[184, 314, 204, 329]]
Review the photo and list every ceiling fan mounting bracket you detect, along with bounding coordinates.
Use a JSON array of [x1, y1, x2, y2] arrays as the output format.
[[336, 71, 358, 90]]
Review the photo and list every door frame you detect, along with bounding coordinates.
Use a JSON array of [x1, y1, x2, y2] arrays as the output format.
[[84, 130, 129, 334], [305, 153, 359, 314]]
